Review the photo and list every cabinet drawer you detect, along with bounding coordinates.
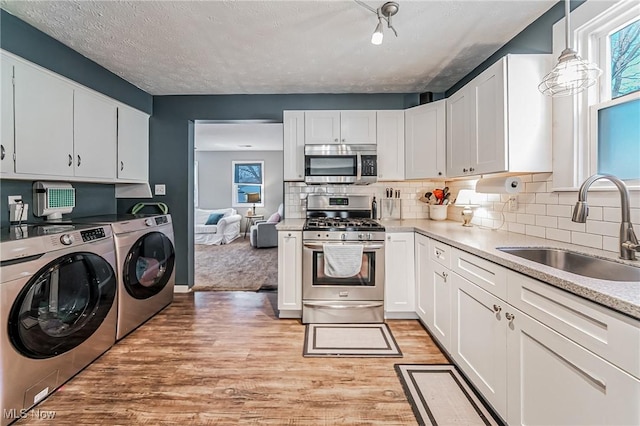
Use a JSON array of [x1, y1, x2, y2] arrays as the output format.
[[429, 238, 451, 269], [507, 271, 640, 379], [451, 248, 507, 299]]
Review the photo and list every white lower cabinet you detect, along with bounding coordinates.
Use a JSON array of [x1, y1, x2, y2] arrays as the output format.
[[448, 248, 640, 425], [277, 231, 302, 316], [451, 272, 508, 418], [415, 234, 453, 351], [506, 304, 640, 426], [384, 232, 415, 316]]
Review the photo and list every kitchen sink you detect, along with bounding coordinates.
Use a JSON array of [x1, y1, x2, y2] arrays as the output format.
[[497, 247, 640, 282]]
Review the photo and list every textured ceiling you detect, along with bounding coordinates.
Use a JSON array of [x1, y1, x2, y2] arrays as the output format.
[[0, 0, 555, 95]]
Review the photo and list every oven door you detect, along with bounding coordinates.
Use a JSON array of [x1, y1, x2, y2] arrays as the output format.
[[302, 241, 384, 301]]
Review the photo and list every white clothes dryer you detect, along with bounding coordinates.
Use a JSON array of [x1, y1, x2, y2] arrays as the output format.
[[1, 224, 117, 425], [71, 214, 175, 340]]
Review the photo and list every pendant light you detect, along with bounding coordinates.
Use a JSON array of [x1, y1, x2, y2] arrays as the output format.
[[371, 13, 384, 45], [538, 0, 602, 96]]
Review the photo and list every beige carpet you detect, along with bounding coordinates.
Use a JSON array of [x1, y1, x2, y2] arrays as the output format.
[[193, 237, 278, 291], [395, 364, 501, 425], [303, 324, 402, 357]]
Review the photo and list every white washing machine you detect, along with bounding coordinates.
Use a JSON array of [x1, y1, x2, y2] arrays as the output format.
[[71, 214, 175, 340], [1, 224, 117, 425]]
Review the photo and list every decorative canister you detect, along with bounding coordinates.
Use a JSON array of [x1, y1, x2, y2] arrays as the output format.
[[429, 204, 448, 221]]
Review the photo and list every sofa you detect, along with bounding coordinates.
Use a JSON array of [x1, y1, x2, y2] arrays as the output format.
[[249, 204, 283, 248], [195, 208, 242, 245]]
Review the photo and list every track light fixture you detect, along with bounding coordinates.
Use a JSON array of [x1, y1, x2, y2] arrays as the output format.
[[538, 0, 602, 96], [355, 0, 399, 45]]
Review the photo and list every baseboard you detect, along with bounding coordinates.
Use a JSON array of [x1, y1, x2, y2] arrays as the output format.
[[278, 310, 302, 319], [174, 285, 191, 293], [384, 311, 419, 320]]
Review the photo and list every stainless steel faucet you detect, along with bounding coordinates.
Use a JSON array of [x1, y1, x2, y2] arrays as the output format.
[[572, 174, 639, 260]]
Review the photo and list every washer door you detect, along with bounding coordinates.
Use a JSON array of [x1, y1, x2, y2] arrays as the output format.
[[8, 252, 117, 359], [124, 231, 175, 299]]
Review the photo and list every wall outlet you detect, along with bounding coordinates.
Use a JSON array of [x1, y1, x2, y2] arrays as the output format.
[[508, 196, 518, 212], [8, 195, 22, 205], [154, 184, 166, 196]]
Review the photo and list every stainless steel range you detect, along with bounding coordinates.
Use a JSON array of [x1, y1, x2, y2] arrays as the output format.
[[302, 194, 385, 323]]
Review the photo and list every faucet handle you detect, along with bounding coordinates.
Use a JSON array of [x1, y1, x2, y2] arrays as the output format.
[[622, 241, 640, 252]]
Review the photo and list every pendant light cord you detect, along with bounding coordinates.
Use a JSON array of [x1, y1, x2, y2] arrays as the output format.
[[565, 0, 571, 50]]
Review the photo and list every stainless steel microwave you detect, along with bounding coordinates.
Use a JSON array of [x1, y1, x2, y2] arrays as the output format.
[[304, 144, 377, 185]]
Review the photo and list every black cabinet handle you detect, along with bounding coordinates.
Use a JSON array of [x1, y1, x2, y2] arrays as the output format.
[[1, 144, 4, 160], [77, 155, 81, 167], [68, 154, 73, 167]]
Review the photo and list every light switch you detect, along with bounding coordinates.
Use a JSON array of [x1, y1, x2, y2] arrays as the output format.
[[154, 184, 166, 196]]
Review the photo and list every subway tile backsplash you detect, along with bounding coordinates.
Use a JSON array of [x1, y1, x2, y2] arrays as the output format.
[[285, 172, 639, 255]]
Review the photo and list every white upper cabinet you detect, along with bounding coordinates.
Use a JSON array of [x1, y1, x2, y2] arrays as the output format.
[[405, 100, 446, 179], [446, 54, 551, 178], [376, 110, 404, 181], [304, 110, 376, 144], [117, 105, 149, 182], [13, 60, 74, 177], [73, 89, 117, 179], [283, 111, 305, 181], [1, 54, 15, 175]]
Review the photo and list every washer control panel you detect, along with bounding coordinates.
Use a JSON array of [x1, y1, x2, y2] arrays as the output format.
[[80, 227, 107, 242]]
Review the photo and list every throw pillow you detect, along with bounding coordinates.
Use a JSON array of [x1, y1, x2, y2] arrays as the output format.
[[266, 212, 281, 223], [205, 213, 224, 225]]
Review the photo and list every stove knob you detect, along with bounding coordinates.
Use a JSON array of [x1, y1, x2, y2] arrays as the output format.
[[367, 233, 373, 240], [60, 234, 75, 245], [358, 233, 364, 240], [340, 233, 346, 241], [145, 218, 155, 226]]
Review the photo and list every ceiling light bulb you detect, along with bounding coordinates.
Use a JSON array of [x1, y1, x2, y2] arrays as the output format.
[[371, 19, 384, 45]]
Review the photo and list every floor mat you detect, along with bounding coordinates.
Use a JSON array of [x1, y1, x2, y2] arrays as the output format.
[[395, 364, 501, 426], [303, 323, 402, 357]]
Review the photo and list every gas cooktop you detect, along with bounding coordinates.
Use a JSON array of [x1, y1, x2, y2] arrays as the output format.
[[304, 217, 385, 232]]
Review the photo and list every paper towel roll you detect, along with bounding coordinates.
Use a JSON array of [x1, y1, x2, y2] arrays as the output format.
[[475, 176, 523, 194]]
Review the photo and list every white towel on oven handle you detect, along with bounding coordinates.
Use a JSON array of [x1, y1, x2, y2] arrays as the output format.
[[323, 243, 364, 278]]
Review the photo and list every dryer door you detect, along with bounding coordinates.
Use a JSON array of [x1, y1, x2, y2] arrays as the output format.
[[124, 231, 175, 299], [8, 252, 117, 359]]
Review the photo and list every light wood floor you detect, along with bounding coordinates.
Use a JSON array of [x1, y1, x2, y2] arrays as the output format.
[[16, 292, 447, 425]]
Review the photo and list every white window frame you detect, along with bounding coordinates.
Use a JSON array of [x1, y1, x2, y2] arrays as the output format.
[[551, 0, 640, 191], [231, 160, 265, 209]]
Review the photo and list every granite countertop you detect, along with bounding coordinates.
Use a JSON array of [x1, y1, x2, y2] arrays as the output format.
[[383, 219, 640, 321], [276, 217, 640, 320], [276, 219, 306, 231]]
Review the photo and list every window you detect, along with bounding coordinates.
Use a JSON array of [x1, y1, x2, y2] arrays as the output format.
[[552, 0, 640, 190], [232, 161, 264, 209]]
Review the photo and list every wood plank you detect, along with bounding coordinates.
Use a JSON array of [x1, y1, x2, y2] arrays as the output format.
[[15, 292, 447, 425]]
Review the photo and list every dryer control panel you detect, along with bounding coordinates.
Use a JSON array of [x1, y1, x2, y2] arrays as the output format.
[[81, 227, 107, 242]]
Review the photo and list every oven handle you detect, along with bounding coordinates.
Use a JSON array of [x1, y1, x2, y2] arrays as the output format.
[[303, 242, 384, 250], [303, 301, 384, 309], [356, 152, 362, 183]]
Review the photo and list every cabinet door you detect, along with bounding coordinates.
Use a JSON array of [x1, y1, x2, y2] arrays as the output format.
[[278, 231, 302, 314], [340, 110, 376, 144], [405, 100, 446, 179], [384, 232, 415, 313], [415, 233, 430, 323], [376, 110, 404, 181], [427, 257, 453, 351], [471, 58, 507, 175], [14, 61, 74, 176], [304, 111, 340, 144], [283, 111, 305, 181], [507, 306, 640, 426], [117, 106, 149, 181], [446, 89, 470, 177], [1, 55, 14, 175], [451, 272, 507, 418], [74, 89, 117, 179]]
